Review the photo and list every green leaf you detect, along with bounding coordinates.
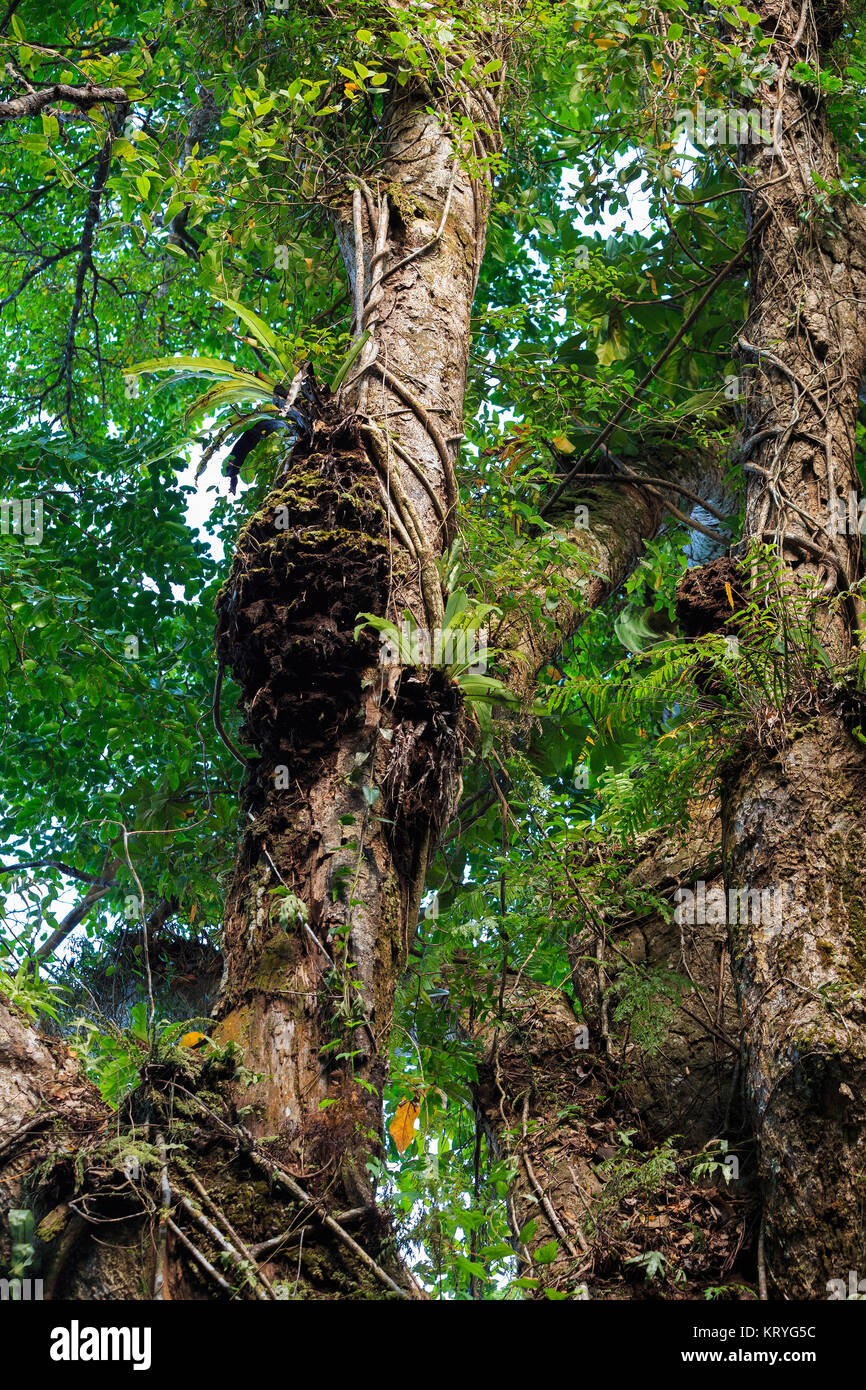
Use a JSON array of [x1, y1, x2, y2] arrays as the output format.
[[129, 355, 270, 383], [534, 1240, 559, 1265], [330, 331, 370, 391], [442, 588, 468, 629], [215, 297, 291, 373]]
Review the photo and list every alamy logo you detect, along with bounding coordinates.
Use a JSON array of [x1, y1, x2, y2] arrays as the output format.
[[674, 881, 786, 927], [826, 1270, 866, 1300], [49, 1321, 152, 1371], [379, 624, 487, 673], [828, 491, 866, 535], [0, 1277, 43, 1300], [672, 100, 777, 149], [0, 498, 43, 545]]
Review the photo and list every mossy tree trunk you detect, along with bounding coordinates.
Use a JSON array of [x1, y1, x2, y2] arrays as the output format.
[[207, 66, 502, 1291]]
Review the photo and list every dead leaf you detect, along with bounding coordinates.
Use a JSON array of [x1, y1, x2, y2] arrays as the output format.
[[389, 1098, 420, 1154], [595, 1144, 618, 1161]]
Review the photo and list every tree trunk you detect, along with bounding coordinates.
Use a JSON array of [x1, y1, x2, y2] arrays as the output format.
[[208, 67, 501, 1289], [722, 0, 866, 1294]]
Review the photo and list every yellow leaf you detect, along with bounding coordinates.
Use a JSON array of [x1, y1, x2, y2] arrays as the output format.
[[179, 1031, 208, 1049], [594, 37, 616, 48], [189, 903, 197, 923], [551, 433, 575, 454], [652, 60, 663, 76], [389, 1098, 420, 1154], [724, 581, 735, 609]]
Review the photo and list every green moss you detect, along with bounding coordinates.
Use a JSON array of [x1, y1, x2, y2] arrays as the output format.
[[779, 936, 805, 968], [36, 1204, 73, 1244], [254, 930, 298, 991]]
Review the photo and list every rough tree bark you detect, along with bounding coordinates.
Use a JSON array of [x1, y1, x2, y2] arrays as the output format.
[[718, 0, 866, 1295], [205, 15, 729, 1296], [204, 38, 505, 1293]]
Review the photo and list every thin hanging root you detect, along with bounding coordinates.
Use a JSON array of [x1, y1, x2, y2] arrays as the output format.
[[369, 239, 389, 281], [372, 168, 457, 296], [249, 1208, 367, 1260], [647, 483, 726, 543], [390, 437, 447, 526], [418, 548, 445, 634], [165, 1090, 421, 1299], [520, 1096, 582, 1262], [760, 529, 843, 595], [345, 172, 458, 528], [179, 1197, 272, 1300], [184, 1168, 277, 1300], [351, 186, 365, 338], [361, 420, 445, 630], [212, 659, 249, 768], [378, 487, 444, 636], [596, 444, 730, 523], [248, 1151, 416, 1300], [361, 420, 426, 553], [375, 475, 416, 555], [357, 177, 379, 243], [167, 1217, 235, 1295], [378, 367, 458, 528], [358, 195, 389, 414]]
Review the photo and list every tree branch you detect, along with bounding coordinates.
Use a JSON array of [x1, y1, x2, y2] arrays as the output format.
[[60, 101, 128, 421], [0, 84, 128, 123], [540, 209, 771, 519], [0, 858, 119, 889], [499, 443, 733, 704]]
